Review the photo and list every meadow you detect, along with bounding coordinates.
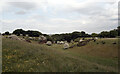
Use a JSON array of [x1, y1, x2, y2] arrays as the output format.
[[2, 37, 118, 72]]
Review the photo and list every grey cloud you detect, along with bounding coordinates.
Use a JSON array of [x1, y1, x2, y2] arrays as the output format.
[[1, 1, 118, 34], [8, 2, 37, 10], [15, 10, 26, 15], [31, 15, 46, 19], [109, 18, 120, 21], [62, 2, 116, 18], [74, 3, 106, 15]]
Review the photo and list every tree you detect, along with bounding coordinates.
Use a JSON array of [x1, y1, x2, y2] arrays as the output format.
[[51, 34, 61, 41], [46, 35, 53, 42], [85, 34, 91, 37], [81, 31, 86, 37], [13, 29, 42, 37], [13, 29, 25, 36], [91, 33, 98, 37], [5, 31, 10, 35], [71, 31, 81, 39], [117, 26, 120, 36], [26, 30, 42, 37], [62, 33, 72, 42], [99, 31, 110, 38], [109, 30, 118, 37]]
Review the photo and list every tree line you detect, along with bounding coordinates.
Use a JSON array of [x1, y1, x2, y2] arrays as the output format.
[[3, 29, 42, 37], [2, 26, 120, 42]]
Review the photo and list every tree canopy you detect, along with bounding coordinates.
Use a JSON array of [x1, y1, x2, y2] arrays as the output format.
[[2, 26, 120, 41], [13, 29, 42, 37]]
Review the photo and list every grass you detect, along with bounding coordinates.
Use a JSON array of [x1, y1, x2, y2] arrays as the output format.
[[2, 38, 118, 72], [68, 38, 118, 58], [0, 36, 2, 73]]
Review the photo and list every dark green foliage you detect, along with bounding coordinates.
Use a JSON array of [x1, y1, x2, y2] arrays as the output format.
[[99, 31, 110, 38], [91, 33, 98, 37], [81, 31, 86, 37], [4, 26, 120, 40], [2, 31, 11, 35], [74, 38, 80, 42], [5, 31, 10, 35], [109, 30, 118, 38], [61, 34, 72, 42], [25, 30, 42, 37], [13, 29, 42, 37], [46, 36, 53, 42], [71, 31, 81, 39], [118, 26, 120, 36], [98, 26, 119, 38], [13, 29, 25, 36], [51, 33, 72, 42]]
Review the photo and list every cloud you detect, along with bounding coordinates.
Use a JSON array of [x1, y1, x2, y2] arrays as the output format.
[[0, 0, 118, 34], [8, 2, 37, 10], [15, 10, 26, 15]]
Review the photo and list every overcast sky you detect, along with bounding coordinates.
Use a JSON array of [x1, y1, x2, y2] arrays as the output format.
[[0, 0, 119, 34]]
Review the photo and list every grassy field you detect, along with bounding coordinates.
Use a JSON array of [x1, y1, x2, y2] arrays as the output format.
[[2, 38, 118, 72], [0, 36, 2, 73]]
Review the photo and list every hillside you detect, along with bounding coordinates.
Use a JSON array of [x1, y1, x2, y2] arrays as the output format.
[[2, 38, 118, 72]]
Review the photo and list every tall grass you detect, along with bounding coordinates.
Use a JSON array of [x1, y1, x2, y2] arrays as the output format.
[[2, 38, 118, 72]]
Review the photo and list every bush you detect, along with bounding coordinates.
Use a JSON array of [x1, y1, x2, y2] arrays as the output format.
[[74, 38, 80, 42]]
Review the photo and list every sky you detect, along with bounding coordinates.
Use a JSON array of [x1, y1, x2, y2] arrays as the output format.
[[0, 0, 119, 34]]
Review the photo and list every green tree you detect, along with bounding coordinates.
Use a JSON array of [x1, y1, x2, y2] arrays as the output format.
[[5, 31, 10, 35], [91, 33, 98, 37], [99, 31, 110, 38], [71, 31, 81, 39], [46, 35, 53, 42], [81, 31, 86, 37], [13, 29, 25, 36], [26, 30, 42, 37], [109, 30, 118, 37], [117, 26, 120, 36], [62, 33, 72, 42]]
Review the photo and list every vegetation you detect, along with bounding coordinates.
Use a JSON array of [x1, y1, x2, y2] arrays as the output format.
[[12, 29, 42, 37], [1, 26, 119, 72], [2, 26, 120, 42], [2, 38, 118, 72]]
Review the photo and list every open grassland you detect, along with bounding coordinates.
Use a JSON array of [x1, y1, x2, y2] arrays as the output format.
[[68, 38, 118, 58], [2, 38, 118, 72]]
